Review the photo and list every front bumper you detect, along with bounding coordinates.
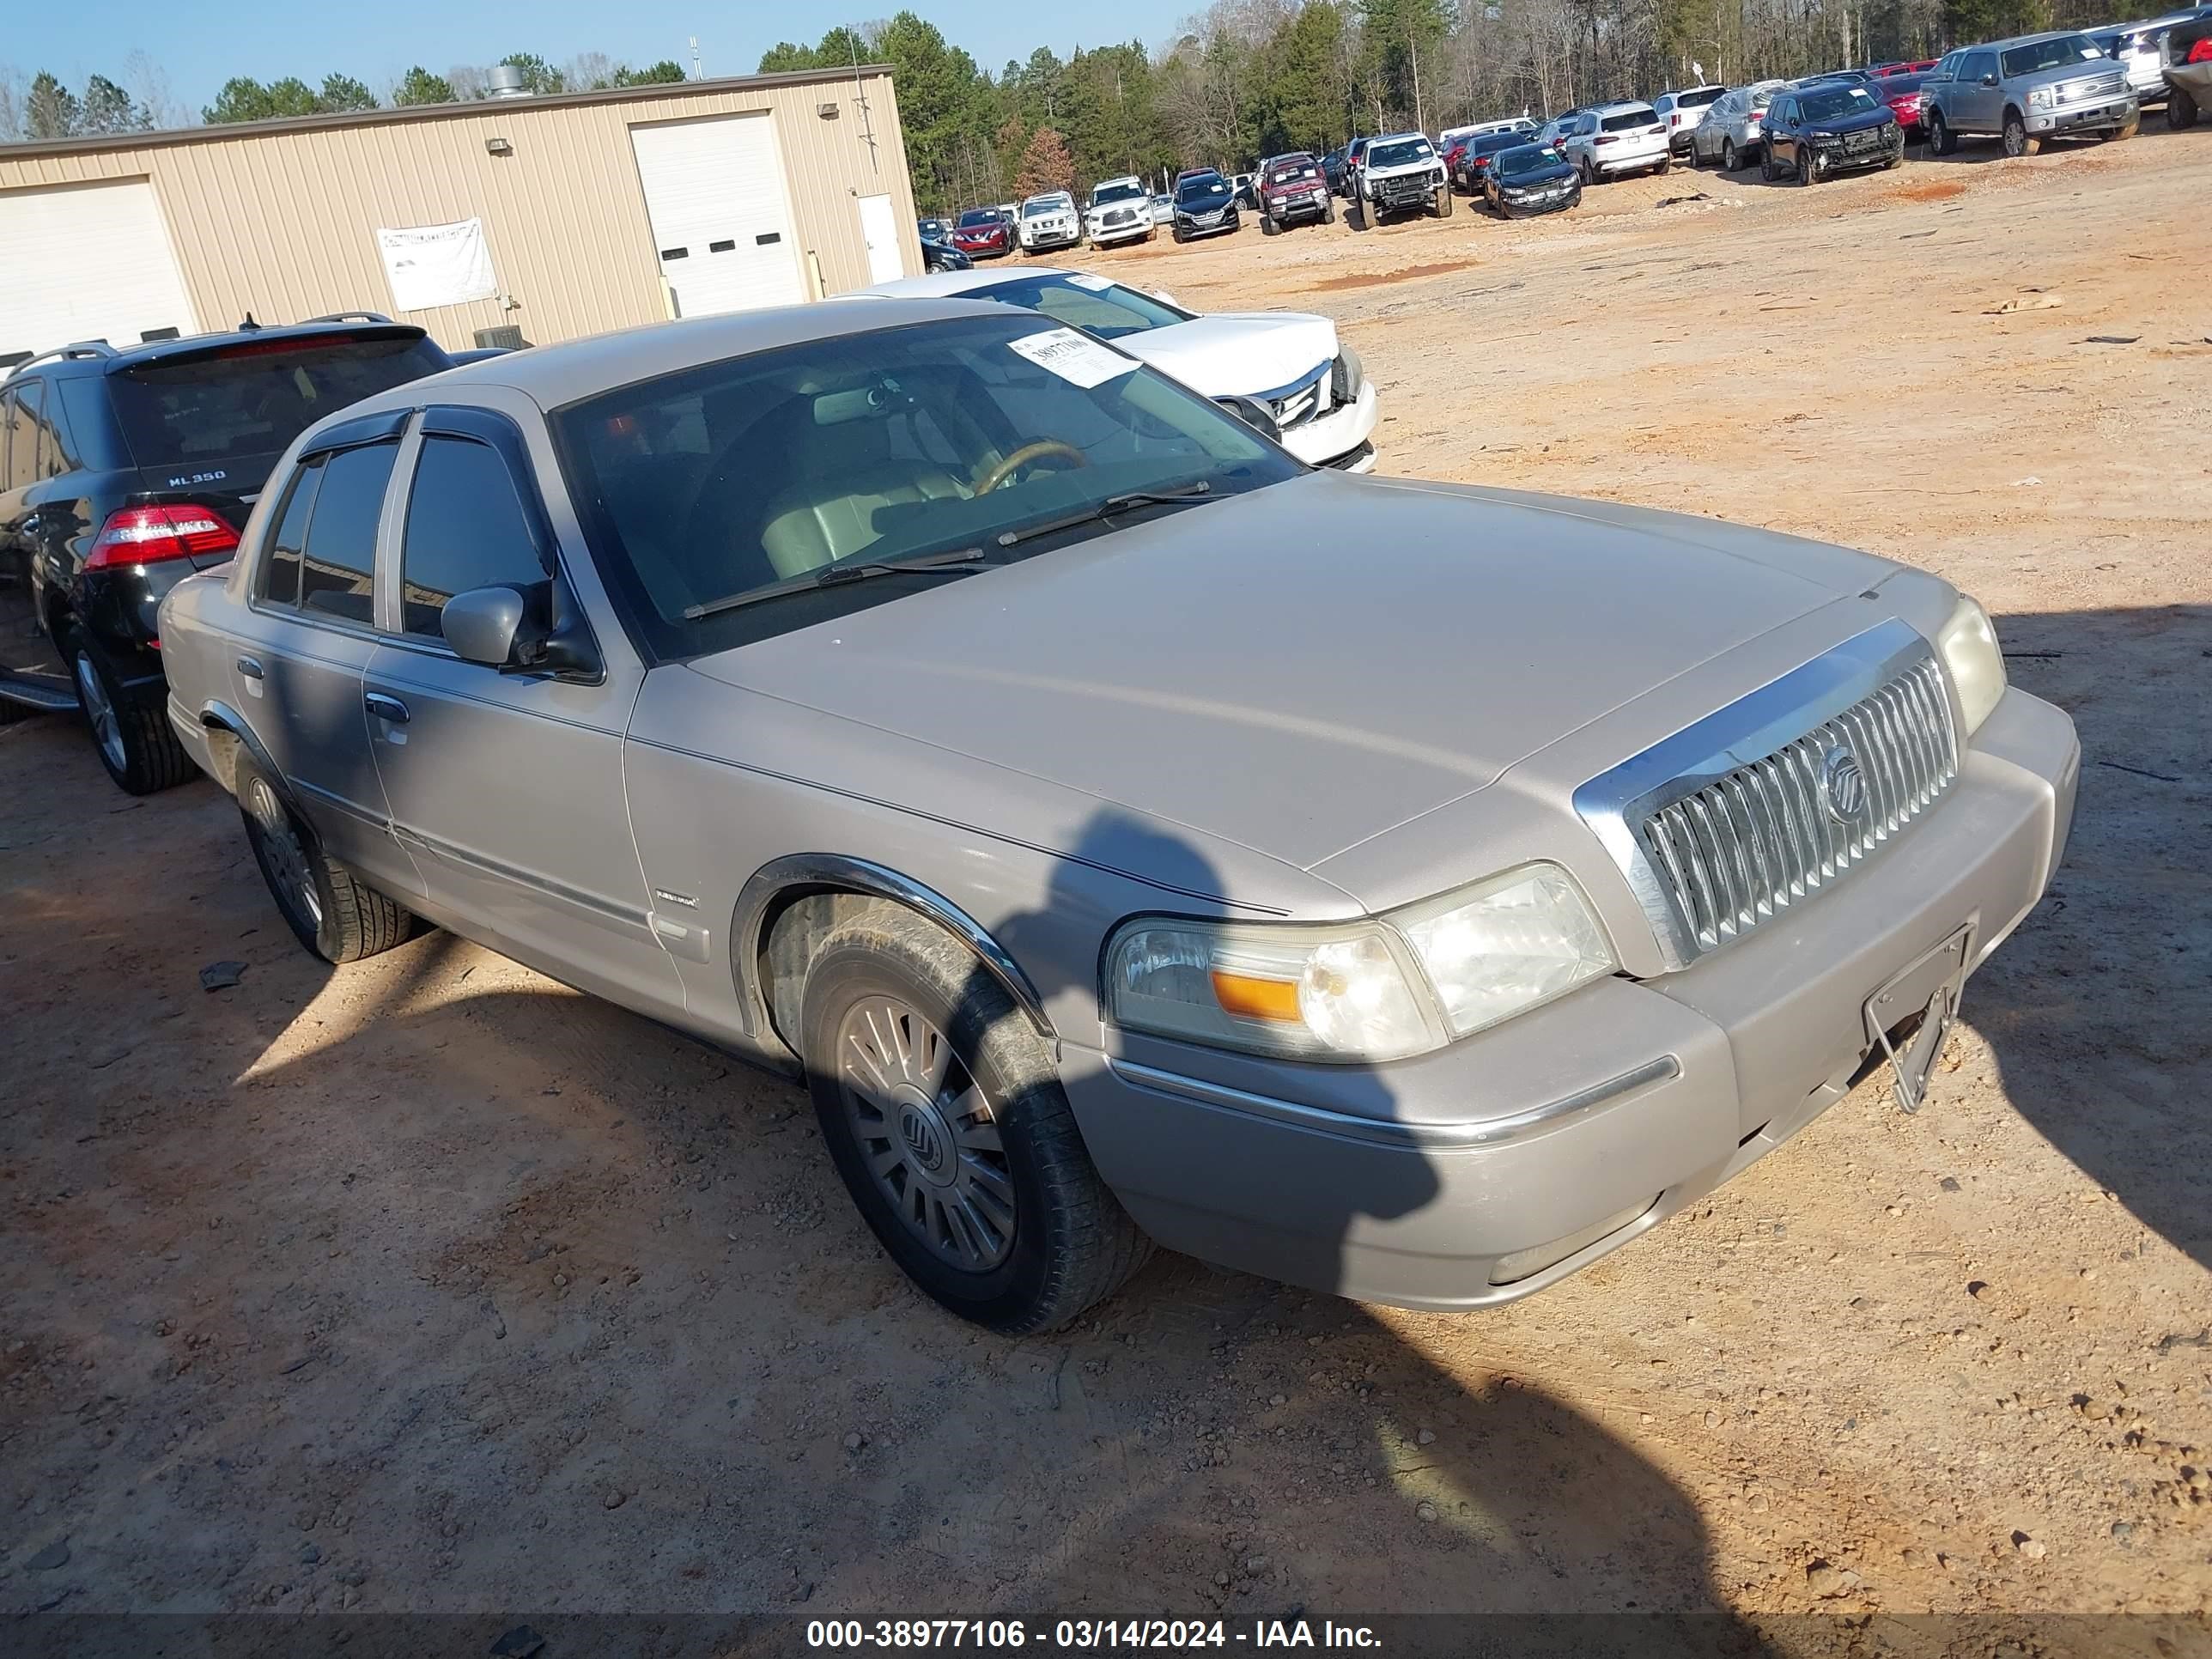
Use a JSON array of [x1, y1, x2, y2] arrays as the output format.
[[1176, 215, 1237, 239], [1368, 173, 1442, 210], [1090, 220, 1150, 246], [1062, 685, 2078, 1311], [1265, 191, 1330, 222], [1276, 379, 1378, 471], [2027, 94, 2136, 133], [1810, 133, 1905, 173], [1023, 227, 1081, 251]]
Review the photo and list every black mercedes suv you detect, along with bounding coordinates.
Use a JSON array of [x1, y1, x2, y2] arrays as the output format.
[[0, 317, 453, 792]]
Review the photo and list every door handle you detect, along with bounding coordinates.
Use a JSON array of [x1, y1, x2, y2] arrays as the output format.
[[364, 692, 410, 725], [236, 655, 263, 680]]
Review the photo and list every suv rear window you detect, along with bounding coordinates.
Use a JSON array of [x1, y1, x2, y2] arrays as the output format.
[[107, 334, 447, 470], [1678, 87, 1725, 107], [1601, 107, 1659, 130]]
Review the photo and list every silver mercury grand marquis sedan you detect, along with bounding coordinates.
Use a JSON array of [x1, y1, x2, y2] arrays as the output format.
[[156, 300, 2079, 1334]]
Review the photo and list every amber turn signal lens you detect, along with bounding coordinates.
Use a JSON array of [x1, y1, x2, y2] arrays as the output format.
[[1209, 970, 1303, 1024]]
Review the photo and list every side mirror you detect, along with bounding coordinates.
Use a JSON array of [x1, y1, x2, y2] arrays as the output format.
[[1218, 395, 1281, 443], [442, 585, 526, 667], [442, 578, 603, 681], [1980, 73, 1999, 86]]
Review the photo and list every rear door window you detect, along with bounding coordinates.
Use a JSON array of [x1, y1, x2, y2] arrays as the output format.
[[259, 458, 324, 608], [107, 335, 447, 470], [297, 442, 398, 624], [397, 435, 548, 641]]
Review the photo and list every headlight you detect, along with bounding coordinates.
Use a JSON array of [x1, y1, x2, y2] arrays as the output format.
[[2027, 85, 2055, 111], [1935, 595, 2006, 736], [1103, 863, 1616, 1062]]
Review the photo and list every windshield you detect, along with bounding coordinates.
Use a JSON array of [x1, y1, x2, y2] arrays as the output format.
[[967, 273, 1188, 340], [1366, 137, 1434, 167], [555, 314, 1297, 659], [2002, 34, 2103, 74], [109, 334, 448, 469], [1176, 175, 1229, 202], [1267, 157, 1318, 183], [1496, 144, 1565, 178], [1092, 183, 1144, 204], [1802, 86, 1880, 118], [957, 209, 1002, 228], [918, 219, 947, 237]]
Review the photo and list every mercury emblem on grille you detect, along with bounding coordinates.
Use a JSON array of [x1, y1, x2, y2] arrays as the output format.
[[1820, 744, 1869, 824]]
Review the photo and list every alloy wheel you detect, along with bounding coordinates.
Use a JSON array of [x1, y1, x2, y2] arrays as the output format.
[[73, 651, 125, 775], [246, 776, 323, 932], [836, 994, 1015, 1272]]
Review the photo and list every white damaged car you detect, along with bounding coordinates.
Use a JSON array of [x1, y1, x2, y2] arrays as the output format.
[[859, 267, 1379, 472], [1084, 175, 1155, 247]]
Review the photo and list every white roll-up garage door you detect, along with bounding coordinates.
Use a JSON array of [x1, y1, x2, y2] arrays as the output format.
[[0, 178, 197, 360], [629, 114, 806, 319]]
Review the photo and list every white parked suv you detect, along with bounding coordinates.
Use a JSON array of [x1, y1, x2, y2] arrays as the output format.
[[1561, 101, 1673, 179], [1084, 176, 1154, 247], [1653, 84, 1728, 153], [860, 267, 1381, 472], [1018, 191, 1081, 253]]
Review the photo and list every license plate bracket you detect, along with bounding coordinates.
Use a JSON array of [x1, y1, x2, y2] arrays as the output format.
[[1863, 925, 1972, 1115]]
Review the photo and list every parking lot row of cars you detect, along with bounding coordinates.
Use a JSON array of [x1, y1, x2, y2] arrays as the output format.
[[917, 7, 2212, 264]]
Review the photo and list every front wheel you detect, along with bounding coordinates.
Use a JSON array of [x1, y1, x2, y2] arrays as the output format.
[[70, 633, 191, 795], [2110, 109, 2139, 141], [1925, 110, 1955, 155], [1722, 138, 1739, 172], [800, 906, 1152, 1334], [1433, 183, 1453, 217], [236, 760, 416, 963], [2002, 111, 2039, 157], [2170, 86, 2200, 129], [1321, 198, 1336, 224], [1261, 210, 1279, 235]]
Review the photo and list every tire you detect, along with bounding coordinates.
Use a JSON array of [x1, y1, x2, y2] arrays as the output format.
[[1170, 224, 1186, 244], [235, 758, 415, 963], [1322, 198, 1335, 224], [1433, 183, 1453, 217], [2002, 110, 2038, 157], [1760, 147, 1776, 182], [799, 905, 1152, 1334], [68, 630, 191, 796], [1800, 146, 1817, 185], [1656, 154, 1672, 175], [1722, 138, 1739, 172], [2170, 86, 2199, 130], [2111, 109, 2139, 141], [1926, 109, 1954, 155]]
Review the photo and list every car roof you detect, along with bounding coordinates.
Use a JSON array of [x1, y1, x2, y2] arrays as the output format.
[[328, 297, 1002, 414], [860, 268, 1081, 301], [3, 317, 431, 383], [1594, 99, 1658, 112], [1984, 28, 2089, 45], [1369, 131, 1428, 143]]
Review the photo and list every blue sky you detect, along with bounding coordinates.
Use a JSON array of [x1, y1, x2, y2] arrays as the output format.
[[10, 1, 1191, 118]]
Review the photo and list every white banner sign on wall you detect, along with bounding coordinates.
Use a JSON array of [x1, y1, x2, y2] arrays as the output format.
[[374, 219, 498, 313]]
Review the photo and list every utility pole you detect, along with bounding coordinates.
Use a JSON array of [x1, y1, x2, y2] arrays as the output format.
[[689, 36, 703, 80]]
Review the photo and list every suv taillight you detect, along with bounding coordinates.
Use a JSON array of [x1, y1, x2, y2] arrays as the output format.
[[86, 504, 240, 571]]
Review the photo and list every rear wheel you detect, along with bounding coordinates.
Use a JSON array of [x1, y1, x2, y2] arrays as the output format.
[[1656, 154, 1672, 175], [69, 632, 191, 796], [2002, 110, 2039, 157], [800, 906, 1152, 1334], [236, 760, 416, 963]]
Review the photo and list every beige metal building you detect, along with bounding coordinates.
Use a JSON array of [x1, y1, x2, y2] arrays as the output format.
[[0, 65, 922, 361]]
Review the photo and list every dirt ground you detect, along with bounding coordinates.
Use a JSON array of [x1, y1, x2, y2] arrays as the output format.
[[4, 125, 2210, 1650]]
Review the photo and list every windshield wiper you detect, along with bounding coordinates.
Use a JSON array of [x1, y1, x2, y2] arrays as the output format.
[[994, 483, 1213, 550], [681, 547, 985, 621]]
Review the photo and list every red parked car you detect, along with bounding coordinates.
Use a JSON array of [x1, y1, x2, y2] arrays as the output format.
[[951, 207, 1012, 258], [1871, 72, 1930, 134], [1871, 58, 1936, 76]]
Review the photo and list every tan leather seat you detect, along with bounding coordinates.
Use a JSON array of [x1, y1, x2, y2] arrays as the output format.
[[757, 409, 969, 579]]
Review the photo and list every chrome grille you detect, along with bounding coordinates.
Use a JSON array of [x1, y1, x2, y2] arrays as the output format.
[[1638, 655, 1956, 952], [1573, 623, 1960, 969], [2060, 70, 2124, 102]]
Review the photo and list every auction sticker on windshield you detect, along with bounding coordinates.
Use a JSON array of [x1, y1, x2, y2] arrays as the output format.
[[1007, 328, 1138, 388], [1066, 272, 1116, 292]]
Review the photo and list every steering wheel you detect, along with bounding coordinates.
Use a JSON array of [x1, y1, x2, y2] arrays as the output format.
[[973, 441, 1087, 496]]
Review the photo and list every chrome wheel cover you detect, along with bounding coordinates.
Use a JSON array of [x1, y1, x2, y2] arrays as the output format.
[[74, 653, 125, 774], [836, 994, 1015, 1272], [246, 777, 323, 930]]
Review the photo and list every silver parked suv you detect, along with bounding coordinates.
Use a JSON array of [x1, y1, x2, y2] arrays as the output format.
[[1922, 31, 2140, 155], [155, 300, 2077, 1334]]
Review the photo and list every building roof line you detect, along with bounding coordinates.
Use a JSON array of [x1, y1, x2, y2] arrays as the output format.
[[0, 64, 896, 163]]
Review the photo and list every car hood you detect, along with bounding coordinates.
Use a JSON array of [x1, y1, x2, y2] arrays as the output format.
[[1364, 155, 1438, 178], [1115, 313, 1339, 399], [1500, 162, 1577, 186], [680, 472, 1893, 874], [1806, 106, 1898, 134]]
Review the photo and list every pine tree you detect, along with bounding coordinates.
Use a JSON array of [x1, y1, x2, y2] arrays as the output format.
[[25, 71, 82, 140], [393, 66, 457, 106]]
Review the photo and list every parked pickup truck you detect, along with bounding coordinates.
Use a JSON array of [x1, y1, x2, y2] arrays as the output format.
[[1351, 131, 1451, 227], [1922, 31, 2139, 155]]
